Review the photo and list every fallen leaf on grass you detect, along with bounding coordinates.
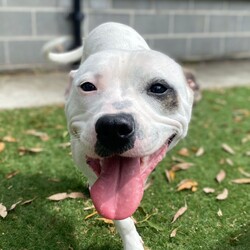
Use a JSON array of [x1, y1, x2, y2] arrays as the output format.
[[231, 178, 250, 184], [203, 187, 215, 194], [57, 142, 71, 148], [171, 156, 185, 163], [216, 170, 226, 183], [245, 151, 250, 156], [177, 179, 198, 192], [241, 134, 250, 144], [0, 142, 5, 153], [67, 192, 85, 199], [216, 188, 228, 200], [238, 168, 250, 177], [177, 148, 190, 157], [217, 209, 223, 217], [3, 136, 17, 142], [0, 203, 7, 218], [9, 200, 22, 211], [18, 147, 43, 155], [170, 228, 178, 238], [171, 202, 187, 223], [85, 211, 98, 220], [195, 147, 205, 157], [221, 143, 235, 155], [25, 129, 50, 141], [171, 162, 194, 172], [225, 158, 234, 166], [47, 192, 85, 201], [21, 197, 36, 205], [5, 170, 20, 179], [165, 169, 175, 183], [96, 218, 114, 224]]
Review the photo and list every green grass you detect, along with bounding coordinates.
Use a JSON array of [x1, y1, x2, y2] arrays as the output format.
[[0, 87, 250, 250]]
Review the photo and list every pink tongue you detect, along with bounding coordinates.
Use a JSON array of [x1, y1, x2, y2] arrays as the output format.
[[90, 156, 144, 220]]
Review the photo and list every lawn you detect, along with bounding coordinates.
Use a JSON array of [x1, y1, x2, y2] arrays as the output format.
[[0, 87, 249, 250]]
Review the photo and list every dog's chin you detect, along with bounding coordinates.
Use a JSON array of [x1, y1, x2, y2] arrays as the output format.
[[86, 139, 172, 220]]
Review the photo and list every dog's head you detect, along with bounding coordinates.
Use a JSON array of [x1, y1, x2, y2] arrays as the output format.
[[65, 49, 193, 220]]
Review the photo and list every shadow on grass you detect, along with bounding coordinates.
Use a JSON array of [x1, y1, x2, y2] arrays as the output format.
[[214, 224, 250, 250], [0, 173, 91, 249]]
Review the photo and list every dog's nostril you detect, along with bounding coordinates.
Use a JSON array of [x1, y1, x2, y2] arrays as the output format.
[[117, 123, 134, 137]]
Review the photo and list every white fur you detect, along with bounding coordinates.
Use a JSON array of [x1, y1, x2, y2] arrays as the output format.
[[45, 22, 193, 249]]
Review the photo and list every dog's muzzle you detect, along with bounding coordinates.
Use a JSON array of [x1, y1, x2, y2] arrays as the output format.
[[95, 113, 136, 157]]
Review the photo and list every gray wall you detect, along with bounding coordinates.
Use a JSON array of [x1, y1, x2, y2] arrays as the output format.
[[1, 0, 250, 70]]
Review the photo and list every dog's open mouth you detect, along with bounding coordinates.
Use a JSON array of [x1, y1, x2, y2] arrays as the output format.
[[86, 134, 176, 220]]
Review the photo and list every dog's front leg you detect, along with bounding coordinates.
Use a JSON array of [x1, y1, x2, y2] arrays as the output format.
[[114, 218, 144, 250]]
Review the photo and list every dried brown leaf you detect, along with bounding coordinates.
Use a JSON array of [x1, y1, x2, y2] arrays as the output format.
[[171, 156, 185, 163], [3, 136, 17, 142], [171, 162, 194, 172], [238, 168, 250, 177], [57, 142, 71, 148], [18, 147, 43, 155], [241, 134, 250, 144], [177, 179, 198, 191], [9, 200, 22, 211], [203, 187, 215, 194], [171, 203, 187, 223], [68, 192, 85, 199], [0, 142, 5, 153], [25, 129, 49, 141], [177, 148, 190, 157], [47, 192, 68, 201], [217, 209, 223, 217], [245, 151, 250, 156], [48, 178, 61, 183], [21, 197, 36, 205], [96, 218, 114, 224], [5, 170, 20, 179], [195, 147, 205, 157], [216, 170, 226, 183], [0, 203, 7, 218], [216, 188, 229, 200], [170, 228, 178, 238], [85, 211, 98, 220], [231, 178, 250, 184], [165, 169, 175, 183], [225, 158, 234, 166], [221, 143, 235, 155]]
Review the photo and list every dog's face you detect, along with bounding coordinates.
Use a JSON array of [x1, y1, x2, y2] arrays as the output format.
[[65, 49, 193, 220]]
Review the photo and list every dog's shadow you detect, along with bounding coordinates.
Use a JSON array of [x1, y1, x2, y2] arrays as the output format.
[[1, 172, 116, 249]]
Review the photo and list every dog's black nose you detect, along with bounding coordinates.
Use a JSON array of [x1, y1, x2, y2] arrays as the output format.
[[95, 113, 136, 157]]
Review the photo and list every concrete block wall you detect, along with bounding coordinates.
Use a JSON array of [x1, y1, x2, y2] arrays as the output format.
[[1, 0, 250, 70]]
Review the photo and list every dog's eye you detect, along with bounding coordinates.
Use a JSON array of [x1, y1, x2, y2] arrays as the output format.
[[80, 82, 97, 92], [148, 83, 168, 95]]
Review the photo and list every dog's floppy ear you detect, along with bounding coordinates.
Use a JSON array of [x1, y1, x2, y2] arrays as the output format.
[[183, 69, 202, 105], [65, 70, 77, 99]]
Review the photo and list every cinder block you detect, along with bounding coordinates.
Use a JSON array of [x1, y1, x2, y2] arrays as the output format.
[[209, 15, 239, 33], [225, 37, 250, 55], [240, 15, 250, 32], [189, 37, 222, 58], [6, 0, 58, 7], [89, 0, 112, 9], [192, 0, 224, 10], [227, 1, 250, 10], [173, 14, 205, 33], [8, 40, 47, 64], [0, 42, 5, 64], [113, 0, 152, 9], [134, 14, 170, 34], [36, 11, 71, 36], [0, 11, 32, 36], [88, 13, 130, 31], [154, 0, 189, 9], [153, 38, 187, 59]]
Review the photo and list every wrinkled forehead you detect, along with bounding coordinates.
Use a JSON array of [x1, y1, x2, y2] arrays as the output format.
[[75, 50, 185, 87]]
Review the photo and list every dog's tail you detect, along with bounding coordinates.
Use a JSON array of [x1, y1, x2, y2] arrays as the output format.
[[42, 36, 83, 64]]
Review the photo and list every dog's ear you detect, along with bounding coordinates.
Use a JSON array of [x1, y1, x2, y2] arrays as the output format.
[[183, 69, 202, 105], [65, 70, 77, 99]]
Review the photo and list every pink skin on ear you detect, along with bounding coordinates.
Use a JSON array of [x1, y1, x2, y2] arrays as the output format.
[[65, 70, 77, 98]]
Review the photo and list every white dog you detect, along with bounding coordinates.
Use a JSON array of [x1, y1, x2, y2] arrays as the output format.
[[45, 22, 193, 249]]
